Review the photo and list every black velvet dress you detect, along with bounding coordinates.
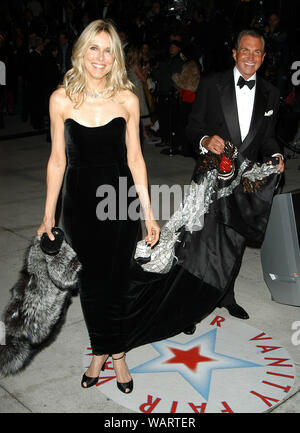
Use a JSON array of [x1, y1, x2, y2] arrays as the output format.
[[61, 117, 140, 356], [61, 119, 279, 357]]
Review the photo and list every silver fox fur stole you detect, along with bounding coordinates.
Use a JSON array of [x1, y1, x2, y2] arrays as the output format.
[[0, 235, 82, 376]]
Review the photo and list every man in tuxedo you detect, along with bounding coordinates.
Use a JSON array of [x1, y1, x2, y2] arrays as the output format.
[[185, 29, 284, 328]]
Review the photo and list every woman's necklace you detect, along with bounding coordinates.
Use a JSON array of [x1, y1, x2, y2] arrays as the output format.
[[86, 89, 105, 98]]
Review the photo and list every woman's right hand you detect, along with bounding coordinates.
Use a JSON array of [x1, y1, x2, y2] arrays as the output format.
[[37, 217, 55, 241]]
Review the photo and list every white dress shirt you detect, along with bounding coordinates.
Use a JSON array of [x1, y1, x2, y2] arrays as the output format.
[[234, 66, 256, 141]]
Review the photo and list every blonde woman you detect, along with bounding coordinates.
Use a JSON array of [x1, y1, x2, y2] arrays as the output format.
[[37, 20, 160, 393]]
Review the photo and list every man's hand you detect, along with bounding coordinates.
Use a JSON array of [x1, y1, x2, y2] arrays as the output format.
[[276, 155, 285, 174], [202, 135, 225, 154], [267, 155, 285, 174]]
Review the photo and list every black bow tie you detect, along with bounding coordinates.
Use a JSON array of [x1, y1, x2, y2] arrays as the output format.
[[237, 76, 256, 90]]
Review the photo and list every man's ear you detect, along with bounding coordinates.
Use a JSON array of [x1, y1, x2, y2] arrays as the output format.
[[262, 51, 266, 63], [232, 48, 237, 62]]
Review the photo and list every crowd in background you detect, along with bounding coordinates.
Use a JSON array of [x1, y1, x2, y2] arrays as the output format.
[[0, 0, 299, 154]]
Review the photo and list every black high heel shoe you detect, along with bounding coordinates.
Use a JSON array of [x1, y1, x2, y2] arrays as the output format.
[[81, 354, 109, 388], [112, 353, 133, 394]]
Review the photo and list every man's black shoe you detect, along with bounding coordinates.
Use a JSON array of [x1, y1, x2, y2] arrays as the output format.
[[224, 303, 249, 319], [183, 324, 197, 335]]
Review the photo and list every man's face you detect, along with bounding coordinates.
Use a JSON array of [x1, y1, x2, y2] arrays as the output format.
[[118, 31, 126, 42], [59, 34, 68, 46], [153, 2, 160, 14], [169, 43, 180, 57], [232, 35, 265, 80], [38, 42, 44, 52], [269, 14, 279, 29]]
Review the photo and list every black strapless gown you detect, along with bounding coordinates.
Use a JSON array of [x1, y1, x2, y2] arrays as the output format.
[[62, 117, 141, 355]]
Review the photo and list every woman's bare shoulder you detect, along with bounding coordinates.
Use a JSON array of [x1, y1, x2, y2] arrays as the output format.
[[50, 87, 68, 104], [118, 89, 139, 109], [50, 87, 72, 116]]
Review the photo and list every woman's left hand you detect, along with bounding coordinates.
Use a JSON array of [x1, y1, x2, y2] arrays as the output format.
[[145, 219, 160, 247]]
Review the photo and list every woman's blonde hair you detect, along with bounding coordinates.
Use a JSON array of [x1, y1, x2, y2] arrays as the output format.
[[63, 19, 133, 107]]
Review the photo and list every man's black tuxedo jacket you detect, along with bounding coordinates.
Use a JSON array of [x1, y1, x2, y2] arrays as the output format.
[[187, 69, 281, 162]]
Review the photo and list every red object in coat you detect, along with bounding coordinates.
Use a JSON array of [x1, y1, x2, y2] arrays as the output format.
[[219, 154, 232, 172]]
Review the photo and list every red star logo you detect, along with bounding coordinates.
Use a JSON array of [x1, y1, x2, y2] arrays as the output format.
[[164, 346, 216, 372]]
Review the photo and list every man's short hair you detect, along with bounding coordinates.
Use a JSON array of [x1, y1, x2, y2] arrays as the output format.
[[235, 30, 265, 53]]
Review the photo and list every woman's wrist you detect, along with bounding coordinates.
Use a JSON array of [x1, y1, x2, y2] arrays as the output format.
[[143, 211, 155, 223], [43, 213, 55, 223], [140, 202, 154, 220]]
